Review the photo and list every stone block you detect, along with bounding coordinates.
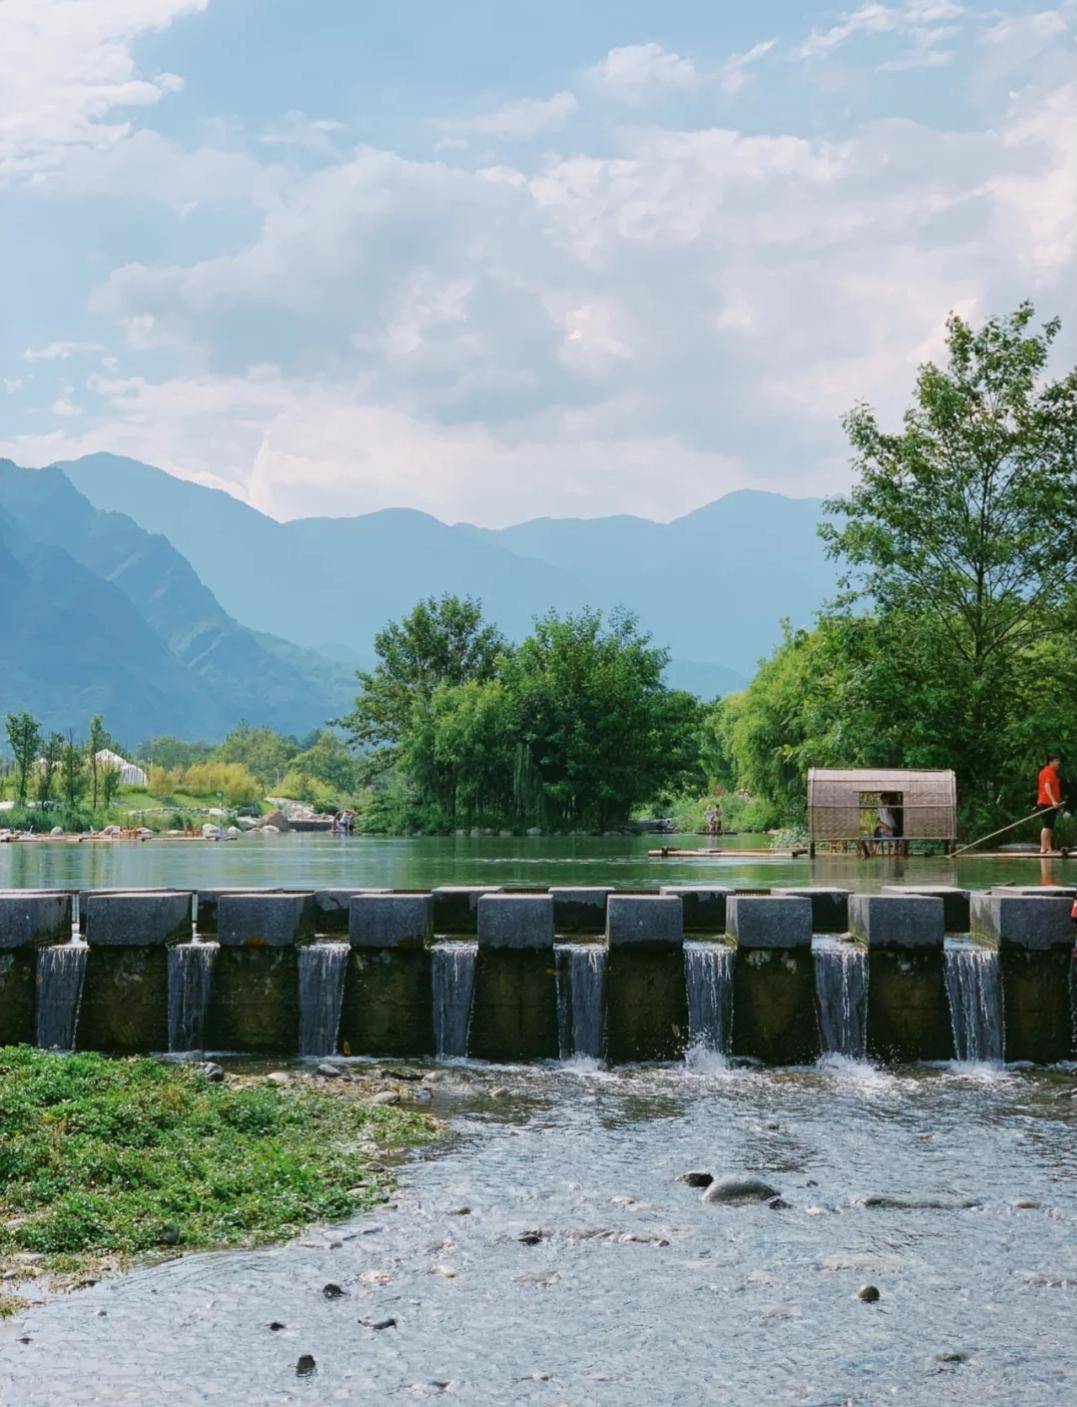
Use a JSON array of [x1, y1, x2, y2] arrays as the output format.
[[882, 885, 970, 933], [849, 895, 944, 949], [313, 888, 391, 934], [606, 895, 683, 947], [83, 892, 191, 948], [78, 887, 177, 935], [205, 947, 299, 1054], [216, 893, 315, 947], [865, 948, 952, 1063], [726, 896, 812, 949], [477, 894, 554, 949], [731, 946, 817, 1064], [970, 893, 1074, 949], [773, 887, 850, 934], [995, 885, 1077, 900], [0, 891, 73, 949], [340, 948, 433, 1058], [432, 886, 504, 935], [0, 950, 37, 1044], [659, 885, 732, 934], [549, 887, 613, 935], [349, 894, 434, 949], [469, 948, 558, 1061], [77, 948, 169, 1053]]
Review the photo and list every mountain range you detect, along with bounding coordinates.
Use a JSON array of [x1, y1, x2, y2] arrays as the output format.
[[1, 451, 838, 743]]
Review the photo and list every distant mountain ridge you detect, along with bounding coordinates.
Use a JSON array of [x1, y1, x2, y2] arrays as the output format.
[[60, 454, 839, 691], [0, 460, 356, 741]]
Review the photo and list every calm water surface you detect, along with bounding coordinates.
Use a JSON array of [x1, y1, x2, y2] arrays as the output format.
[[2, 1058, 1075, 1405], [0, 832, 1071, 893]]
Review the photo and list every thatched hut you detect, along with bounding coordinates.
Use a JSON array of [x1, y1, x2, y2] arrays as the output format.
[[806, 768, 957, 855]]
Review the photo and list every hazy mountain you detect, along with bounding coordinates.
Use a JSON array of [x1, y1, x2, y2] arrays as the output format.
[[62, 454, 839, 687], [0, 461, 356, 741]]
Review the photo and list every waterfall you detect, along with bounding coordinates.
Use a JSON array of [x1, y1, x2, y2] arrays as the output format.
[[684, 942, 734, 1054], [813, 938, 868, 1059], [36, 942, 88, 1050], [168, 943, 218, 1053], [556, 943, 606, 1061], [297, 943, 350, 1058], [432, 942, 477, 1060], [944, 941, 1004, 1062]]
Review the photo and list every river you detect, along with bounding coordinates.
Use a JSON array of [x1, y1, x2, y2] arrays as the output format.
[[0, 831, 1069, 894], [1, 1057, 1075, 1405]]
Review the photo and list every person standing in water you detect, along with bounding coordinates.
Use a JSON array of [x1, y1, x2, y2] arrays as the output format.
[[1037, 752, 1064, 854]]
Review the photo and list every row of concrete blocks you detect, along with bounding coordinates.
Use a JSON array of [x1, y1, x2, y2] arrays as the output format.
[[4, 882, 1074, 948]]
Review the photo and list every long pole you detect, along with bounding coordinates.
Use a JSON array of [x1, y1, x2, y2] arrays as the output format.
[[951, 807, 1057, 858]]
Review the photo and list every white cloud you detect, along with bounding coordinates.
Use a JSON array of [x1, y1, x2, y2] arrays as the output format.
[[438, 91, 579, 142], [0, 0, 208, 183], [798, 2, 965, 63], [717, 39, 778, 98], [24, 341, 105, 362], [586, 43, 700, 103], [50, 397, 82, 417], [259, 110, 347, 156], [3, 379, 25, 395]]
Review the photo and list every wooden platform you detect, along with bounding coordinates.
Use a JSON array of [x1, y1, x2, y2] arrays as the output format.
[[648, 847, 809, 859]]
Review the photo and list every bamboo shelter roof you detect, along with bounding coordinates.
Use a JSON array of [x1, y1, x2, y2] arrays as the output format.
[[807, 768, 957, 841]]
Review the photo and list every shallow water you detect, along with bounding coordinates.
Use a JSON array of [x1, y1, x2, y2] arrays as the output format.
[[0, 831, 1071, 895], [3, 1060, 1076, 1406]]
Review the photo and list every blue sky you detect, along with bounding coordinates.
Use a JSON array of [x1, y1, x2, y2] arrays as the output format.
[[2, 1, 1075, 524]]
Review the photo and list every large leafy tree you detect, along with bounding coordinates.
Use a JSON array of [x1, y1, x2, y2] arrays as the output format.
[[340, 594, 506, 774], [6, 712, 41, 807], [821, 304, 1077, 813]]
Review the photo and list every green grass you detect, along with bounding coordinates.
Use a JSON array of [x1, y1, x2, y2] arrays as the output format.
[[0, 1049, 435, 1274]]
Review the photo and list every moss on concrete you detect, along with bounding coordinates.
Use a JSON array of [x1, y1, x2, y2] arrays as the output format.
[[339, 949, 434, 1058]]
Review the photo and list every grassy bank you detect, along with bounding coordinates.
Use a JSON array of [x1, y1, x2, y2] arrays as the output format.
[[0, 1049, 436, 1300]]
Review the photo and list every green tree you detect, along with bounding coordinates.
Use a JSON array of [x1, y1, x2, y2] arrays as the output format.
[[36, 731, 65, 807], [402, 680, 516, 824], [138, 736, 213, 771], [101, 759, 123, 809], [6, 712, 41, 807], [499, 607, 701, 830], [822, 303, 1077, 814], [86, 715, 109, 811], [340, 595, 506, 774], [287, 729, 359, 794], [214, 724, 297, 789], [62, 733, 87, 810]]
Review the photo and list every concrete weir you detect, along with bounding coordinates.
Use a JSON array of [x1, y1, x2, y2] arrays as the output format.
[[1, 886, 1074, 1064], [850, 894, 951, 1063], [971, 892, 1074, 1063], [728, 895, 816, 1064]]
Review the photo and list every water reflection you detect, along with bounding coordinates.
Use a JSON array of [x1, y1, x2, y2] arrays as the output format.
[[1, 831, 1072, 895]]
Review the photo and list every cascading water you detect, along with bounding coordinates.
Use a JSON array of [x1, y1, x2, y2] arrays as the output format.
[[684, 941, 734, 1055], [556, 943, 606, 1061], [167, 942, 218, 1053], [944, 940, 1004, 1062], [36, 942, 88, 1050], [432, 942, 477, 1060], [813, 937, 868, 1060], [297, 943, 350, 1058]]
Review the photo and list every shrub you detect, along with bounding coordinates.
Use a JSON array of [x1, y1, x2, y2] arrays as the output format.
[[180, 762, 261, 805]]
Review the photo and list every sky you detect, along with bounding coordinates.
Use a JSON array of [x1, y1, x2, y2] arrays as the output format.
[[1, 1, 1075, 526]]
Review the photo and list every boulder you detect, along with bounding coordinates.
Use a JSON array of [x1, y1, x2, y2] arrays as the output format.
[[701, 1176, 779, 1204], [263, 810, 291, 833]]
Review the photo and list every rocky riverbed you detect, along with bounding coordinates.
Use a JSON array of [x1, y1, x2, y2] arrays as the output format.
[[2, 1055, 1075, 1405]]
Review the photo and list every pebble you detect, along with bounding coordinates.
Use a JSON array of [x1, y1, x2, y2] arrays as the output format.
[[266, 1071, 290, 1086], [934, 1351, 968, 1364], [678, 1171, 713, 1188], [517, 1230, 544, 1245], [317, 1062, 346, 1078], [200, 1062, 224, 1082], [157, 1225, 182, 1246], [369, 1090, 401, 1106], [362, 1317, 397, 1331], [489, 1086, 511, 1098], [295, 1355, 317, 1376], [767, 1197, 791, 1210], [269, 1322, 286, 1332], [447, 1207, 471, 1216], [702, 1177, 780, 1205], [430, 1264, 457, 1278], [322, 1282, 346, 1299], [1013, 1199, 1038, 1210], [857, 1284, 881, 1303]]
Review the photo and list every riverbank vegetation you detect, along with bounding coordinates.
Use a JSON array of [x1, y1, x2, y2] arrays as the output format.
[[0, 1049, 436, 1290]]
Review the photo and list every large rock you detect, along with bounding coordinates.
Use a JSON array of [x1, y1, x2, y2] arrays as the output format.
[[701, 1177, 780, 1204], [262, 810, 291, 832]]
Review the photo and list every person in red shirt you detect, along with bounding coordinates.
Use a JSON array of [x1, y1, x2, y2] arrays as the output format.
[[1037, 753, 1064, 854]]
